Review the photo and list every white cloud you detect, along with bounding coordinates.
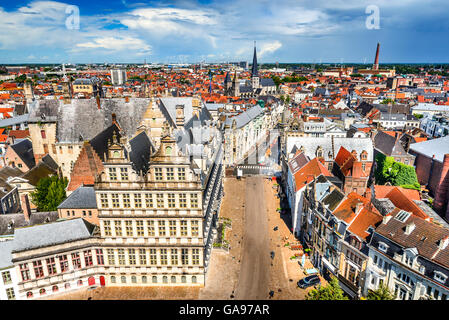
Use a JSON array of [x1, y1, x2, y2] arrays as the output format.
[[259, 41, 282, 57], [77, 36, 151, 53], [121, 7, 218, 36]]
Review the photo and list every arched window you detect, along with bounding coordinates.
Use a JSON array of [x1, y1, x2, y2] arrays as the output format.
[[162, 276, 168, 284], [64, 283, 71, 289], [131, 276, 137, 284], [152, 276, 157, 283], [181, 276, 187, 283], [316, 147, 323, 158], [142, 276, 147, 283], [192, 276, 197, 284], [39, 288, 46, 295], [171, 276, 176, 283], [121, 276, 126, 283], [77, 279, 83, 286], [110, 276, 116, 283], [27, 291, 33, 298], [52, 285, 58, 292], [165, 146, 172, 156]]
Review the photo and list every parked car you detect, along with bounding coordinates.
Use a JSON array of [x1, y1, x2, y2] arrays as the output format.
[[297, 275, 321, 289]]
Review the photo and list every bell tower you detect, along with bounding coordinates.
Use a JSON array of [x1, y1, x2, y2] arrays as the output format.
[[251, 41, 260, 88]]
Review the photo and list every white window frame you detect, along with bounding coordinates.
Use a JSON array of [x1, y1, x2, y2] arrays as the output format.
[[434, 271, 448, 284], [378, 242, 389, 253]]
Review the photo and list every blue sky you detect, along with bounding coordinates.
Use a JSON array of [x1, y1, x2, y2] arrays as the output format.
[[0, 0, 449, 64]]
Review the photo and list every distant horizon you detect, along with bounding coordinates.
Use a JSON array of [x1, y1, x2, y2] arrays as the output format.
[[3, 62, 449, 67]]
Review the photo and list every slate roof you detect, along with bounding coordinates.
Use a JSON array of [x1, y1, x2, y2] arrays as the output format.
[[12, 218, 96, 253], [28, 98, 150, 141], [159, 97, 207, 128], [89, 123, 121, 162], [20, 159, 57, 186], [260, 78, 275, 87], [380, 113, 406, 121], [287, 137, 374, 162], [0, 211, 59, 236], [322, 188, 345, 211], [231, 105, 264, 129], [10, 139, 35, 169], [0, 240, 14, 269], [409, 136, 449, 163], [129, 131, 154, 175], [356, 101, 375, 117], [58, 186, 97, 209], [373, 130, 408, 157], [0, 114, 30, 128]]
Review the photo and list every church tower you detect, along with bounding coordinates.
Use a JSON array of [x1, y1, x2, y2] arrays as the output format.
[[251, 41, 260, 88], [232, 71, 240, 97], [224, 72, 232, 95]]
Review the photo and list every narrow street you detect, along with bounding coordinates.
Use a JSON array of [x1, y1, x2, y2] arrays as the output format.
[[234, 176, 270, 299]]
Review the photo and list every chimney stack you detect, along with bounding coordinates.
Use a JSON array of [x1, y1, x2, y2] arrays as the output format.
[[434, 154, 449, 213], [373, 43, 380, 71], [21, 194, 31, 222]]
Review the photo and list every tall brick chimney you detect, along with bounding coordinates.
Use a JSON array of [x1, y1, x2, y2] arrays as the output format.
[[21, 194, 31, 222], [434, 153, 449, 214], [373, 42, 380, 71], [96, 95, 101, 109]]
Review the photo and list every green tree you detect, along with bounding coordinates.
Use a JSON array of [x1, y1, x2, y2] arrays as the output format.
[[30, 175, 68, 212], [366, 285, 394, 300], [381, 98, 395, 105], [15, 74, 27, 83], [375, 154, 419, 188], [271, 75, 282, 87], [306, 277, 349, 300]]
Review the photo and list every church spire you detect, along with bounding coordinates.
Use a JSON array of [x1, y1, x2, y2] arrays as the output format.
[[251, 41, 258, 77]]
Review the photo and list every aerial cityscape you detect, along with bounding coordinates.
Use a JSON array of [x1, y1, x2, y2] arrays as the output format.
[[0, 0, 449, 307]]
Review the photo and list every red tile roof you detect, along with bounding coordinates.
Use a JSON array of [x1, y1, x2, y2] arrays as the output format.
[[293, 157, 331, 192], [374, 185, 421, 201]]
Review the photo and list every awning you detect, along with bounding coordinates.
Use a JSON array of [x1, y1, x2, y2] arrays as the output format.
[[321, 257, 337, 274], [339, 280, 358, 299]]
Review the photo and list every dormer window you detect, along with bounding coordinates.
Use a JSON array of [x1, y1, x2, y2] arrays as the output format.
[[378, 242, 389, 253], [434, 271, 448, 284], [361, 150, 368, 161], [404, 253, 414, 267]]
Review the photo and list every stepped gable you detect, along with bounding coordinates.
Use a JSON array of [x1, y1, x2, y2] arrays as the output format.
[[67, 141, 104, 192]]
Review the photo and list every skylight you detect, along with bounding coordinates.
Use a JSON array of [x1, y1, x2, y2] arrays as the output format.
[[395, 210, 411, 222]]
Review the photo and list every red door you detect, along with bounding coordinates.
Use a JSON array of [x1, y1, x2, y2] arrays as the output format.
[[88, 276, 95, 286], [100, 276, 105, 287]]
